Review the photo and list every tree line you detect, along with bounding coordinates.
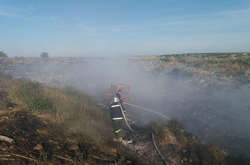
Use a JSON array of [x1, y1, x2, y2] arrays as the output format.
[[0, 51, 50, 58]]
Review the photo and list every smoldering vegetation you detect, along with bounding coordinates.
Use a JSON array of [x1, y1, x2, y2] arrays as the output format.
[[2, 57, 250, 156]]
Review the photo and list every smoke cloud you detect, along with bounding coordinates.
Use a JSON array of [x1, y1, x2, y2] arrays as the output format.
[[7, 57, 250, 155]]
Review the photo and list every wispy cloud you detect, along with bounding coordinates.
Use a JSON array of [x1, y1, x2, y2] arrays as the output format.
[[0, 9, 20, 18], [218, 9, 250, 15], [0, 6, 34, 20]]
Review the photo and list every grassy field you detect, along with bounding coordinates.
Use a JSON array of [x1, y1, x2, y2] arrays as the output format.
[[158, 53, 250, 85]]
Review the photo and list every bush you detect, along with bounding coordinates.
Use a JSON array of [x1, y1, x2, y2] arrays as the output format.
[[0, 51, 8, 57], [15, 81, 54, 113], [40, 52, 49, 58]]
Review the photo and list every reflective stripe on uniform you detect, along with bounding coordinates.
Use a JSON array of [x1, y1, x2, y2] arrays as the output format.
[[111, 105, 121, 108], [112, 117, 123, 120], [115, 129, 121, 133]]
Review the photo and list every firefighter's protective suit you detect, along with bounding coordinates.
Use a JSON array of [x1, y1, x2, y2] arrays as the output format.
[[109, 97, 124, 134]]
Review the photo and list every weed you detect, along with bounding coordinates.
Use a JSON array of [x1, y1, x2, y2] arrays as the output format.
[[15, 81, 54, 113]]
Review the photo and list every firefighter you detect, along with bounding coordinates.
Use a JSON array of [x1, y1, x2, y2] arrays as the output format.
[[116, 89, 126, 111], [109, 96, 124, 135], [116, 89, 122, 101]]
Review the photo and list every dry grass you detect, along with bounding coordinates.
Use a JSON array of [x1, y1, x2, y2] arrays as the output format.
[[14, 81, 54, 113], [0, 74, 145, 164], [44, 86, 114, 145], [4, 77, 114, 147]]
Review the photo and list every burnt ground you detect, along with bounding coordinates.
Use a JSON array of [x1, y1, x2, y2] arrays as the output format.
[[1, 109, 250, 165], [0, 75, 147, 165], [0, 110, 146, 165]]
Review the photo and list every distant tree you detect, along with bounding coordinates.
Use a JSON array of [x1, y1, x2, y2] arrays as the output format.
[[0, 51, 8, 58], [40, 52, 49, 58]]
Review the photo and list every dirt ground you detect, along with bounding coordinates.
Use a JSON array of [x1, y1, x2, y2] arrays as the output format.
[[0, 110, 147, 165]]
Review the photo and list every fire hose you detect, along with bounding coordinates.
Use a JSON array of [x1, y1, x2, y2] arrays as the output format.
[[123, 102, 170, 120], [107, 100, 169, 165], [122, 102, 169, 165], [120, 104, 134, 132]]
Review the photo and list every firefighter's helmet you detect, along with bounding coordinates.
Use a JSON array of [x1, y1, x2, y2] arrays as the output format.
[[113, 97, 120, 103]]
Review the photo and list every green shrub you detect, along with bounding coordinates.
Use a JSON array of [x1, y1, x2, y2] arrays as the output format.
[[15, 81, 54, 113], [0, 51, 8, 58], [40, 52, 49, 58]]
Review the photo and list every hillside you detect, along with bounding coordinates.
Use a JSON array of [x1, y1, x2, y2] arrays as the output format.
[[0, 74, 143, 165], [0, 72, 249, 164]]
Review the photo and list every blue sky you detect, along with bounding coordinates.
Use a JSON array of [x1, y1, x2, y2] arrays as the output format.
[[0, 0, 250, 57]]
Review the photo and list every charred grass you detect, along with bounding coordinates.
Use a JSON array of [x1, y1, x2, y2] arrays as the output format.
[[149, 120, 250, 165]]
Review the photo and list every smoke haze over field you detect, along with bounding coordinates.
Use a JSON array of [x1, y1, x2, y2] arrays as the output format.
[[3, 57, 250, 155]]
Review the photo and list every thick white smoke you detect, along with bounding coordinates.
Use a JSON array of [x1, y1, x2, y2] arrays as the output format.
[[7, 57, 250, 155]]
